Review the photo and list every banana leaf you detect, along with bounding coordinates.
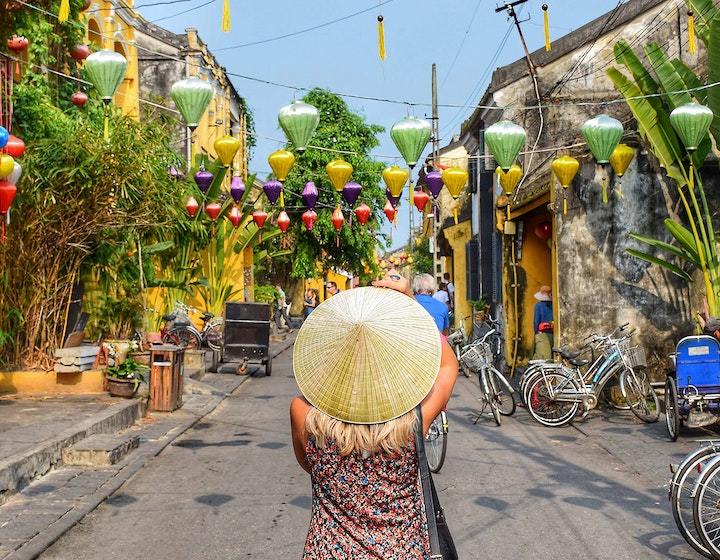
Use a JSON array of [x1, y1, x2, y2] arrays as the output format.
[[707, 15, 720, 150], [664, 218, 710, 264], [626, 249, 694, 282], [671, 59, 707, 104], [614, 40, 660, 96], [645, 43, 693, 110], [629, 230, 700, 267]]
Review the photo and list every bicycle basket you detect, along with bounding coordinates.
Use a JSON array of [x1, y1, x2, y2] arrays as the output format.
[[625, 345, 647, 369], [460, 342, 492, 370]]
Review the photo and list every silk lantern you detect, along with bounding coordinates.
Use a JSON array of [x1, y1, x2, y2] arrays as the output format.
[[0, 127, 8, 149], [535, 221, 552, 241], [205, 202, 221, 221], [263, 180, 282, 206], [278, 100, 320, 153], [355, 203, 371, 226], [386, 189, 400, 209], [326, 159, 353, 193], [186, 196, 199, 217], [496, 165, 523, 219], [8, 162, 22, 185], [390, 116, 432, 169], [551, 156, 579, 214], [484, 120, 527, 170], [425, 170, 444, 199], [194, 169, 214, 195], [71, 91, 88, 107], [413, 189, 429, 213], [228, 205, 242, 229], [7, 35, 28, 73], [342, 182, 362, 206], [670, 103, 713, 153], [0, 155, 14, 179], [2, 135, 25, 158], [230, 175, 245, 204], [84, 50, 128, 140], [252, 210, 268, 239], [268, 150, 295, 181], [302, 181, 319, 210], [382, 166, 409, 199], [581, 115, 623, 202], [70, 44, 90, 62], [302, 209, 318, 231], [171, 77, 213, 132], [0, 179, 16, 242], [214, 135, 240, 167], [442, 166, 468, 224], [609, 144, 634, 199], [383, 200, 397, 223], [331, 206, 345, 246], [277, 210, 291, 233]]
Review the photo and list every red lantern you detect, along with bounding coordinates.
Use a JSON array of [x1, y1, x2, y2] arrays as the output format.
[[70, 44, 90, 61], [71, 91, 88, 107], [355, 203, 371, 226], [2, 135, 25, 158], [252, 210, 268, 229], [383, 200, 396, 222], [0, 180, 17, 243], [7, 35, 28, 73], [277, 210, 290, 233], [534, 221, 552, 241], [331, 206, 345, 232], [185, 196, 199, 217], [228, 206, 241, 229], [205, 202, 221, 221], [413, 190, 429, 213], [302, 209, 317, 231]]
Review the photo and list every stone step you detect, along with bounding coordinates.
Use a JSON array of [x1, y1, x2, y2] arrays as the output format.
[[62, 433, 139, 467]]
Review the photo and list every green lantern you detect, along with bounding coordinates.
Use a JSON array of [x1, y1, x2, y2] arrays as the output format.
[[171, 77, 213, 131], [484, 120, 526, 170], [278, 100, 320, 154], [581, 115, 623, 163], [670, 103, 714, 153], [84, 50, 128, 103], [390, 116, 432, 169]]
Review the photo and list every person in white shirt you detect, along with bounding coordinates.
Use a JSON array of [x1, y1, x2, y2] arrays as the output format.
[[443, 272, 455, 311], [433, 282, 451, 310]]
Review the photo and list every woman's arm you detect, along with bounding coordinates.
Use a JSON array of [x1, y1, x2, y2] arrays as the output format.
[[420, 338, 458, 433], [290, 397, 312, 473]]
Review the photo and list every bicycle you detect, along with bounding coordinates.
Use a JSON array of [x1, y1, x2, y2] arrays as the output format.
[[448, 317, 471, 378], [161, 302, 223, 351], [460, 329, 516, 426], [425, 408, 448, 473], [521, 326, 659, 427], [692, 449, 720, 558]]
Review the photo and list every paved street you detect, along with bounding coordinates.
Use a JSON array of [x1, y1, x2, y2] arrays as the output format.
[[16, 343, 712, 559]]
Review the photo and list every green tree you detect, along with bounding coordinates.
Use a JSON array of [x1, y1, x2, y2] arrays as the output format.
[[607, 1, 720, 315], [265, 89, 387, 280]]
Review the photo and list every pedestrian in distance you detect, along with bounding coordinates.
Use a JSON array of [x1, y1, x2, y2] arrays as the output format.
[[532, 284, 553, 360], [274, 284, 293, 333], [303, 288, 318, 320], [443, 272, 455, 312], [290, 268, 458, 558], [414, 273, 450, 335], [433, 281, 451, 312], [326, 280, 340, 297]]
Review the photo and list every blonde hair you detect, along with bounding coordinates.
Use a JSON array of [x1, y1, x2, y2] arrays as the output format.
[[305, 407, 418, 456]]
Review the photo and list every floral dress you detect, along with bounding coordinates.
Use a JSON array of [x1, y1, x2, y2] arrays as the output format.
[[302, 433, 430, 559]]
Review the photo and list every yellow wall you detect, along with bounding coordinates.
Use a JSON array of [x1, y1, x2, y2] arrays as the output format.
[[442, 221, 472, 333], [0, 371, 105, 394]]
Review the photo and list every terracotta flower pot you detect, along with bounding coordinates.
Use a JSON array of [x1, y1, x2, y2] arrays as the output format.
[[105, 376, 139, 398]]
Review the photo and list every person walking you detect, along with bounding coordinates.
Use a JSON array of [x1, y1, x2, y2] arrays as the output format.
[[302, 288, 318, 320], [275, 284, 293, 332], [433, 281, 451, 312], [290, 269, 458, 558], [443, 272, 455, 312], [413, 273, 450, 335], [532, 285, 553, 360]]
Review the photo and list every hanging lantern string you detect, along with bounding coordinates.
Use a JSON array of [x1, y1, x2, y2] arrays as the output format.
[[542, 4, 551, 52]]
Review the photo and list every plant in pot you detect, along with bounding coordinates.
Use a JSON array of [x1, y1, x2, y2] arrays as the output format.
[[105, 355, 149, 398]]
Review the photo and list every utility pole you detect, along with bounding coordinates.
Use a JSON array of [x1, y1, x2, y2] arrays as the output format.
[[495, 0, 540, 94], [431, 63, 440, 283]]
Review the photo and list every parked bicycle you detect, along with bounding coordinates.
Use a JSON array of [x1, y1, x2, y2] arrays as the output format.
[[460, 329, 516, 426], [448, 317, 472, 377], [449, 312, 506, 377], [161, 302, 223, 351], [521, 325, 659, 427], [425, 408, 448, 473]]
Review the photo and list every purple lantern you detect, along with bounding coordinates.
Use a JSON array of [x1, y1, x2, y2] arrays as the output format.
[[194, 169, 214, 195], [168, 166, 182, 181], [302, 181, 319, 210], [263, 179, 283, 205], [385, 188, 401, 209], [342, 182, 362, 206], [425, 171, 444, 199], [230, 175, 245, 204]]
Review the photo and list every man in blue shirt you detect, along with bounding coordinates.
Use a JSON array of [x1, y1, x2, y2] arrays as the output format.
[[532, 285, 553, 359], [413, 274, 450, 335]]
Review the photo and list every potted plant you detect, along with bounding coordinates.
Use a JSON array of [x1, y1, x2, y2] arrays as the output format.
[[105, 355, 149, 398]]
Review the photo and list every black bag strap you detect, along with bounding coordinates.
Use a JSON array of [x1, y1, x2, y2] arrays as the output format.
[[415, 406, 442, 559]]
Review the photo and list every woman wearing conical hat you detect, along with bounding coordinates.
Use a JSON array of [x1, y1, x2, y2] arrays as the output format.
[[290, 269, 458, 558]]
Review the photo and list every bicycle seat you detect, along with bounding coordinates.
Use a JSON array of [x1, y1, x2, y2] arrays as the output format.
[[568, 358, 589, 367], [163, 313, 175, 322], [201, 312, 215, 321]]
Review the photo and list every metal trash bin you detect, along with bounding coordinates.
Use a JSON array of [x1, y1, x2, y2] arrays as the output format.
[[148, 345, 184, 411], [221, 302, 272, 376]]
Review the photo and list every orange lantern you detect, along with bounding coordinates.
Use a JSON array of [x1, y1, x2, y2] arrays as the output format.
[[383, 200, 396, 223], [252, 210, 268, 229], [355, 203, 371, 225], [326, 159, 353, 193], [331, 206, 345, 247], [277, 210, 291, 233], [441, 166, 468, 224], [551, 156, 579, 215], [228, 206, 242, 229], [413, 189, 429, 213], [302, 209, 317, 231], [268, 150, 295, 182], [205, 202, 221, 221], [609, 144, 634, 199], [382, 165, 409, 199], [185, 196, 199, 218]]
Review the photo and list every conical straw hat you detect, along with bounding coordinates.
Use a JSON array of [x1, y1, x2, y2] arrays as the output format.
[[293, 286, 442, 424]]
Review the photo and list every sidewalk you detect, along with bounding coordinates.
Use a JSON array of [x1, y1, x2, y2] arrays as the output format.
[[0, 331, 297, 560]]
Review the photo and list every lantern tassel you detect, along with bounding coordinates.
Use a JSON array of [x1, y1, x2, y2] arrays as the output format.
[[222, 0, 231, 32], [563, 194, 568, 215], [453, 208, 458, 225], [602, 180, 608, 204], [618, 180, 623, 199], [543, 4, 551, 52], [688, 11, 696, 54], [377, 14, 386, 60], [279, 191, 285, 207], [58, 0, 70, 22], [409, 181, 414, 206]]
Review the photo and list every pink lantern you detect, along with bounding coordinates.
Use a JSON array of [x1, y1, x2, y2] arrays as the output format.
[[228, 206, 242, 229], [70, 44, 90, 61]]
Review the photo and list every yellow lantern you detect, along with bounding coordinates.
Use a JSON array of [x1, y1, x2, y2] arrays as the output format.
[[441, 166, 468, 224], [609, 144, 634, 199], [268, 150, 295, 182], [326, 159, 353, 193], [214, 135, 241, 168], [551, 156, 579, 215], [382, 166, 409, 198], [496, 165, 523, 219]]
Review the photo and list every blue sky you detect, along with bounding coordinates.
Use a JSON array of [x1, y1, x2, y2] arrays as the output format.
[[135, 0, 622, 250]]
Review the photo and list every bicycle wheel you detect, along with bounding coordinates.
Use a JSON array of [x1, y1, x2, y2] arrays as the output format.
[[425, 412, 447, 473], [620, 367, 660, 423], [480, 369, 501, 426], [488, 368, 516, 416], [665, 376, 680, 441], [671, 444, 720, 558], [163, 326, 201, 349], [693, 454, 720, 558], [205, 317, 224, 351], [455, 345, 472, 378], [525, 371, 580, 427]]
